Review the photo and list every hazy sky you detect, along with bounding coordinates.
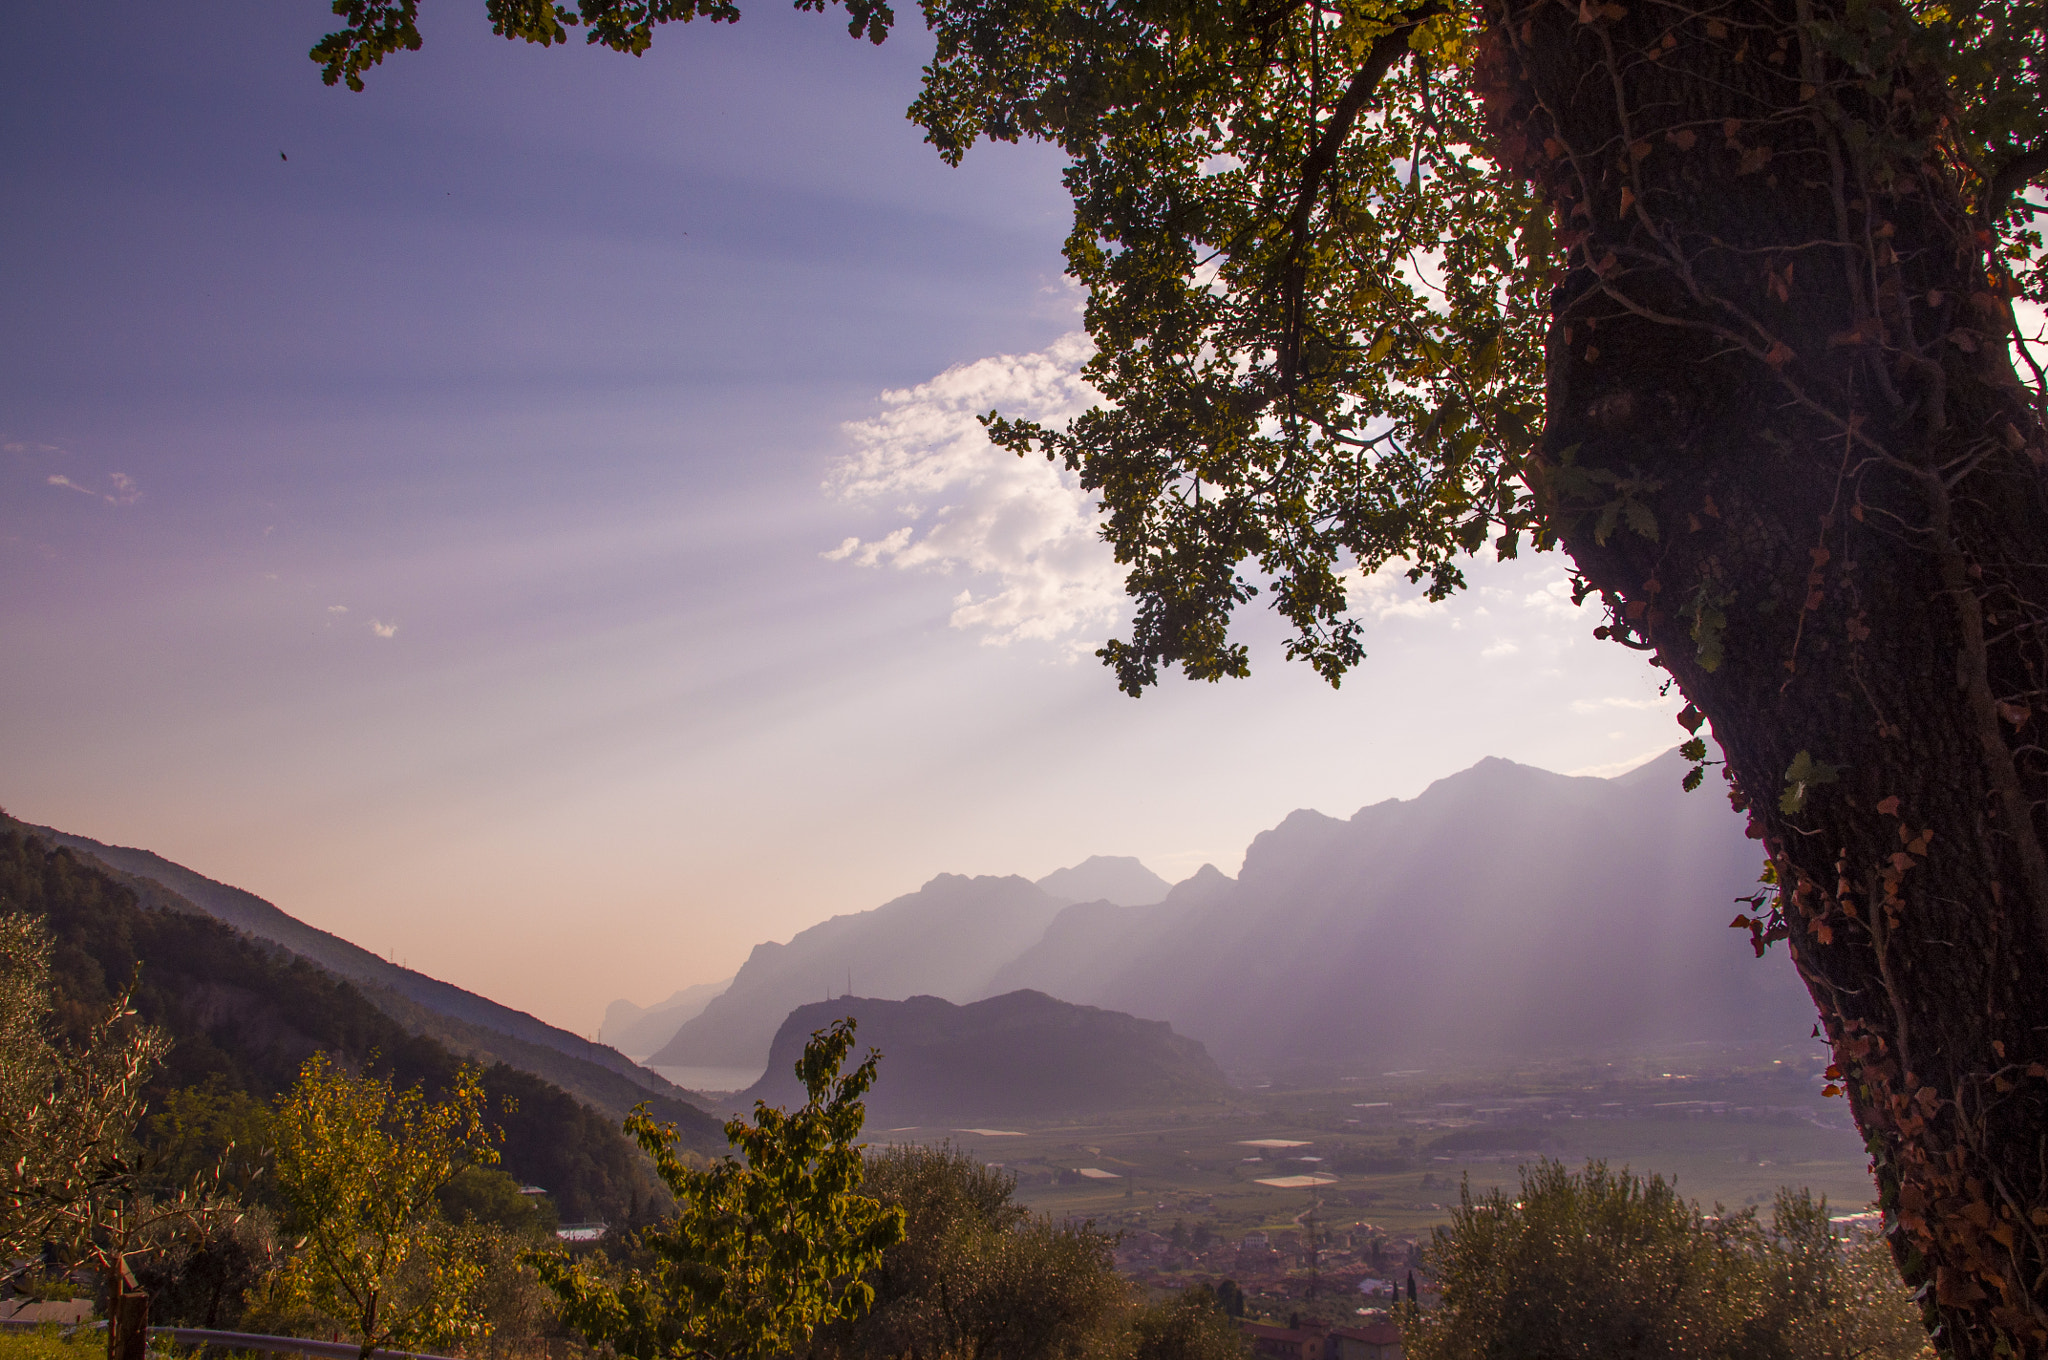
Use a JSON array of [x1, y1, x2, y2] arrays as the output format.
[[3, 0, 1694, 1034]]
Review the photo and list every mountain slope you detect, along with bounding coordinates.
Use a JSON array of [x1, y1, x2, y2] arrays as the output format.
[[0, 825, 724, 1222], [1034, 856, 1172, 907], [995, 749, 1815, 1066], [740, 990, 1231, 1125], [604, 979, 732, 1060], [26, 823, 701, 1116], [651, 873, 1077, 1070]]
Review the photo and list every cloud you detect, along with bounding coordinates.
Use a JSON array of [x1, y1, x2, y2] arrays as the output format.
[[327, 604, 350, 614], [1567, 747, 1670, 779], [1569, 694, 1679, 715], [1347, 559, 1449, 621], [370, 619, 398, 639], [44, 470, 140, 505], [823, 333, 1121, 648]]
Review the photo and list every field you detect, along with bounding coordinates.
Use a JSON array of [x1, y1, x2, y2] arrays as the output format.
[[866, 1040, 1874, 1245]]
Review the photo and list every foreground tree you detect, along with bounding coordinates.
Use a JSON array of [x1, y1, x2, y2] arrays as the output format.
[[311, 0, 2048, 1348], [268, 1053, 503, 1360], [530, 1019, 906, 1360], [0, 912, 232, 1360]]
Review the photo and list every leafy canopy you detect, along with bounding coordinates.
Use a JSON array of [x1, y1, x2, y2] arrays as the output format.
[[0, 911, 187, 1271], [314, 0, 2046, 689], [1408, 1159, 1932, 1360], [269, 1053, 504, 1360], [530, 1018, 906, 1360]]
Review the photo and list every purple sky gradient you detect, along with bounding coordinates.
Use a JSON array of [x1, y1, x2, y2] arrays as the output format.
[[2, 0, 1700, 1033]]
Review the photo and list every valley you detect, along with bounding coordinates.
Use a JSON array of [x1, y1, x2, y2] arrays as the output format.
[[862, 1042, 1874, 1323]]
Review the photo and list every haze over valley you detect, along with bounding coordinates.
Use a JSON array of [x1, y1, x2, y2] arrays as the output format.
[[619, 747, 1809, 1088]]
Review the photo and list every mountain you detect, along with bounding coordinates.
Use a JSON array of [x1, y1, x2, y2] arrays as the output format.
[[0, 823, 725, 1222], [1034, 856, 1172, 906], [651, 873, 1079, 1070], [25, 822, 705, 1119], [992, 749, 1815, 1066], [665, 748, 1816, 1078], [739, 990, 1232, 1125], [604, 979, 732, 1060]]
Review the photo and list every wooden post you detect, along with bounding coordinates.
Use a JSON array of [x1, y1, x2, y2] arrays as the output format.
[[109, 1283, 149, 1360]]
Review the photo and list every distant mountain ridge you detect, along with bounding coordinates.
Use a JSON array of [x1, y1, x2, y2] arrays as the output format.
[[740, 990, 1232, 1124], [24, 821, 708, 1121], [652, 873, 1073, 1069], [605, 979, 734, 1060], [1034, 855, 1171, 907], [994, 749, 1815, 1065], [655, 748, 1817, 1074]]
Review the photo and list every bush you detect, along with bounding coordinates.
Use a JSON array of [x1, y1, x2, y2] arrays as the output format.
[[810, 1143, 1129, 1360], [1405, 1160, 1931, 1360], [1125, 1287, 1252, 1360]]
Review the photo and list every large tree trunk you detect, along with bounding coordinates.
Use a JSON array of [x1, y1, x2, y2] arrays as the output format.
[[1476, 0, 2048, 1352]]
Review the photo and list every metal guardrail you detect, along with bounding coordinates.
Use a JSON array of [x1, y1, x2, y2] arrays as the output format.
[[0, 1318, 458, 1360]]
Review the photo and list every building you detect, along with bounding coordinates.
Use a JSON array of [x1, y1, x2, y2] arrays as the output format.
[[1328, 1322, 1403, 1360], [1239, 1322, 1327, 1360], [1239, 1320, 1401, 1360]]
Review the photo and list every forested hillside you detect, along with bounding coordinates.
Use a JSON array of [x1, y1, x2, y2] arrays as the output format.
[[0, 825, 723, 1223], [26, 822, 698, 1115]]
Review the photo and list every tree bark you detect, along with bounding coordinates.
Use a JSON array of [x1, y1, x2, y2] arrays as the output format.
[[1477, 0, 2048, 1352]]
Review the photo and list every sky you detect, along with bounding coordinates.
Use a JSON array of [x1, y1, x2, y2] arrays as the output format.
[[1, 0, 1695, 1035]]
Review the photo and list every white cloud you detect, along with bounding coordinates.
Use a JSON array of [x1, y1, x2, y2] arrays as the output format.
[[370, 619, 398, 639], [327, 604, 350, 614], [1569, 694, 1679, 715], [44, 470, 140, 505], [823, 333, 1120, 648], [1567, 747, 1669, 778], [1348, 559, 1448, 621], [1481, 639, 1520, 660]]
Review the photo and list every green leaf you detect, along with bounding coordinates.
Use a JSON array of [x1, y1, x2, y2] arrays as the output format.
[[1778, 750, 1843, 813]]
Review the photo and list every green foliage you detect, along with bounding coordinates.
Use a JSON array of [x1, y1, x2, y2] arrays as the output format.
[[0, 824, 672, 1225], [1405, 1160, 1930, 1360], [1124, 1287, 1253, 1360], [532, 1019, 907, 1360], [146, 1077, 273, 1200], [438, 1164, 561, 1238], [815, 1142, 1130, 1360], [269, 1053, 504, 1360], [0, 1327, 103, 1360], [312, 0, 894, 92], [0, 910, 171, 1260]]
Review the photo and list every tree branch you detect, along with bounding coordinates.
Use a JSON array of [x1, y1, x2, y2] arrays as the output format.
[[1987, 139, 2048, 224], [1277, 3, 1443, 394]]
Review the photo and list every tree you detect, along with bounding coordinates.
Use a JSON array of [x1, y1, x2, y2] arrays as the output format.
[[811, 1142, 1129, 1360], [530, 1019, 906, 1360], [309, 0, 2048, 1348], [1406, 1159, 1930, 1360], [268, 1052, 503, 1360], [0, 912, 232, 1360], [1125, 1287, 1254, 1360]]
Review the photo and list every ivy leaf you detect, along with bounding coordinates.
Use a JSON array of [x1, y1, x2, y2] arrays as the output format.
[[1779, 749, 1843, 813]]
